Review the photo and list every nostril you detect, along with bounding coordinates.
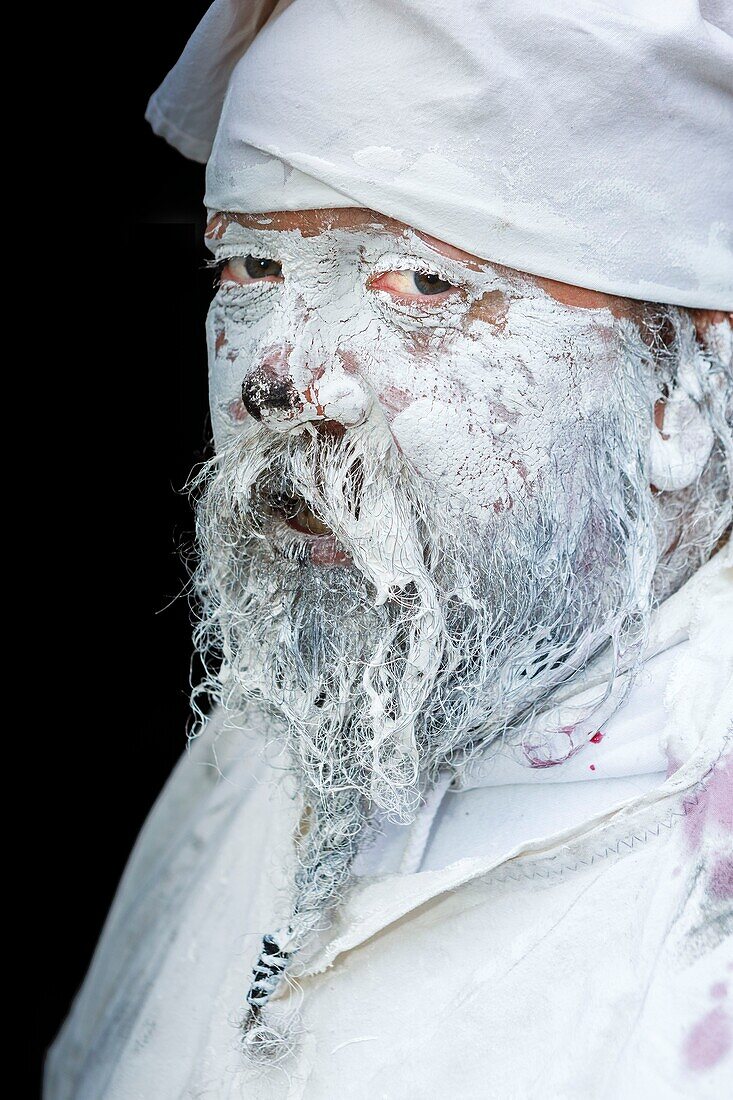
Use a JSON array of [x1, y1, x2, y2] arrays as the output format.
[[241, 367, 298, 421], [314, 420, 347, 439]]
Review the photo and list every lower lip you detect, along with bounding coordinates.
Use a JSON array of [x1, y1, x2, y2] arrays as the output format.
[[310, 536, 352, 566], [283, 516, 352, 566]]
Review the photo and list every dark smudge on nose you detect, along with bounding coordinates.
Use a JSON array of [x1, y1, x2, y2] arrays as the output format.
[[242, 368, 299, 420]]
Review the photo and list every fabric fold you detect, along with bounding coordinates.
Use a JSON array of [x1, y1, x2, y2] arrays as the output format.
[[148, 0, 733, 308]]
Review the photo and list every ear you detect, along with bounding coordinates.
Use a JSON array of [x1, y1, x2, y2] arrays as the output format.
[[650, 388, 713, 492], [649, 311, 727, 492]]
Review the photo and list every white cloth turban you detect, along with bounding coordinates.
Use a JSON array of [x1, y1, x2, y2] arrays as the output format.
[[147, 0, 733, 308]]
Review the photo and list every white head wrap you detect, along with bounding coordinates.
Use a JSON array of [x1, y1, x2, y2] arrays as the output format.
[[147, 0, 733, 308]]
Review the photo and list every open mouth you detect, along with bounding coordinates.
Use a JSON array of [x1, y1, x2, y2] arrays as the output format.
[[284, 497, 334, 537], [263, 488, 335, 538], [259, 486, 349, 564], [279, 496, 350, 566], [256, 463, 361, 567]]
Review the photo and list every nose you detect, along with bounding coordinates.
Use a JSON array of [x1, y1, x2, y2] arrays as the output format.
[[242, 345, 372, 431], [241, 366, 298, 422]]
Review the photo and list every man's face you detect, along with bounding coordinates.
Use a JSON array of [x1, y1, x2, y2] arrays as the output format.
[[197, 207, 659, 810], [206, 208, 643, 540]]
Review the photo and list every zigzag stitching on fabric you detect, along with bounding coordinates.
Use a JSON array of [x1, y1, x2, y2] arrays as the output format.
[[489, 740, 729, 887]]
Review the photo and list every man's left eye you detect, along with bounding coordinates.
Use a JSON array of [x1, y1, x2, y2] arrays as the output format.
[[370, 270, 456, 297]]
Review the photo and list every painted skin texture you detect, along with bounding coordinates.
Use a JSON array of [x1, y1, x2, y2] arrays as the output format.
[[205, 207, 730, 564]]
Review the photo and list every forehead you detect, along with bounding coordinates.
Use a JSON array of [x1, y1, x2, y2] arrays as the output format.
[[205, 208, 486, 270]]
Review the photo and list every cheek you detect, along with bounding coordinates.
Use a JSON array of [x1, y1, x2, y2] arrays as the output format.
[[391, 398, 527, 514], [386, 323, 619, 516], [206, 302, 259, 447], [380, 341, 520, 512]]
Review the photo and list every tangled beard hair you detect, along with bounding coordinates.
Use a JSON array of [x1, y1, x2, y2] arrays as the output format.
[[188, 308, 731, 1061]]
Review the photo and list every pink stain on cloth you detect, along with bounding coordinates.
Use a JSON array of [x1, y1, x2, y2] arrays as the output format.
[[524, 725, 583, 769], [524, 726, 606, 770], [682, 751, 733, 855], [708, 855, 733, 900], [683, 1006, 732, 1072]]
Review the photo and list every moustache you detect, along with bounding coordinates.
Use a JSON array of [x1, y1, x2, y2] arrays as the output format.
[[213, 418, 452, 605]]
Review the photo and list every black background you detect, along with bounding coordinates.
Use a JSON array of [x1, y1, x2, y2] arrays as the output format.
[[36, 3, 213, 1090]]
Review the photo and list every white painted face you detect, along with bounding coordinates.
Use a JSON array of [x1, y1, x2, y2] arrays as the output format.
[[205, 214, 626, 526]]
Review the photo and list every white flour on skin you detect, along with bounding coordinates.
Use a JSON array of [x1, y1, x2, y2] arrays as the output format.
[[205, 219, 625, 523]]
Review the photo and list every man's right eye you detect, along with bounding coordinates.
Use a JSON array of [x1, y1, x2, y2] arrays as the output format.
[[221, 255, 284, 285]]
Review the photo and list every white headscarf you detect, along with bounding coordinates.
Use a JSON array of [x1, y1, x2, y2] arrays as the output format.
[[147, 0, 733, 308]]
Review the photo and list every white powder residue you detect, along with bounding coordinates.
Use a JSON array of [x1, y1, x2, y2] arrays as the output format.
[[206, 218, 628, 519], [353, 146, 406, 175]]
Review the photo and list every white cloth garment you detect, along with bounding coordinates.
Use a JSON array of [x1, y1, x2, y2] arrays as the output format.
[[147, 0, 733, 309], [46, 548, 733, 1099]]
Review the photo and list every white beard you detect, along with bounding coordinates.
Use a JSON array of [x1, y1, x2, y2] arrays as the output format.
[[193, 344, 659, 817]]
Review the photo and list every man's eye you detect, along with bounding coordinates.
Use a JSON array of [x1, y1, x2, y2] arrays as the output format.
[[412, 271, 454, 295], [370, 270, 456, 298], [220, 255, 283, 285], [244, 255, 283, 279]]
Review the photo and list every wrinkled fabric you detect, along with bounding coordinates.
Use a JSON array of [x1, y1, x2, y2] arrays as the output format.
[[147, 0, 733, 308], [46, 549, 733, 1099]]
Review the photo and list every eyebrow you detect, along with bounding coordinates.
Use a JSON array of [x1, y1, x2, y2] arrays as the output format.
[[204, 212, 486, 277], [413, 229, 484, 271]]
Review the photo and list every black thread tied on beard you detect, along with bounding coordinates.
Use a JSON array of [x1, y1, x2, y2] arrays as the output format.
[[245, 930, 291, 1016]]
